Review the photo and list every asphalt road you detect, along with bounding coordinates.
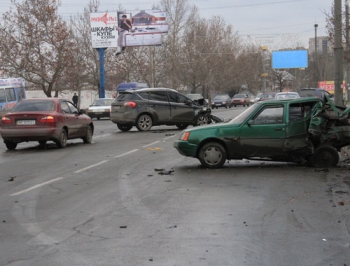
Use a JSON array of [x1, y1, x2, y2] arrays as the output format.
[[0, 107, 349, 266]]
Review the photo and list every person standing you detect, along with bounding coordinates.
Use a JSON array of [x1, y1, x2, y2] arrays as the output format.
[[115, 15, 133, 56], [72, 93, 78, 107]]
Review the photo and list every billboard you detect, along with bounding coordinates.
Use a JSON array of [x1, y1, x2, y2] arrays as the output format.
[[318, 81, 346, 94], [117, 10, 168, 47], [272, 50, 308, 69], [89, 10, 167, 49], [90, 12, 119, 48]]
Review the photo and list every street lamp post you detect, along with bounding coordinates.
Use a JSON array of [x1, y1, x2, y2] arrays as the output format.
[[314, 24, 319, 87]]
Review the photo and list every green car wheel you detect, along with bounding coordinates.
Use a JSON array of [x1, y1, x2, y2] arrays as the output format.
[[198, 142, 227, 168]]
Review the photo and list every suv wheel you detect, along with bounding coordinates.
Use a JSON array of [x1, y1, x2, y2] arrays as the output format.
[[136, 114, 153, 131], [176, 124, 188, 130], [117, 123, 133, 132], [195, 114, 209, 126]]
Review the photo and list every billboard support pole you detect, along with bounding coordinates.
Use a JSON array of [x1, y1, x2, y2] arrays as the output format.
[[97, 48, 107, 98]]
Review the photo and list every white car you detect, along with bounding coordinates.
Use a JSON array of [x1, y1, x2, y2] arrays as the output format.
[[87, 98, 114, 120], [274, 92, 300, 100]]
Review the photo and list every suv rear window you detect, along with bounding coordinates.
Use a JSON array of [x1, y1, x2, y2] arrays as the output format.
[[116, 92, 137, 102]]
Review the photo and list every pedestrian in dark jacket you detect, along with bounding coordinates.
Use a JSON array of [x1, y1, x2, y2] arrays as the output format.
[[72, 93, 78, 107]]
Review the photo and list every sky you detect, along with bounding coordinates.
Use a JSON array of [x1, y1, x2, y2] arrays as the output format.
[[0, 0, 333, 49]]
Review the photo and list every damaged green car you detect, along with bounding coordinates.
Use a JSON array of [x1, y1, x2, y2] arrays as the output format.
[[174, 96, 350, 168]]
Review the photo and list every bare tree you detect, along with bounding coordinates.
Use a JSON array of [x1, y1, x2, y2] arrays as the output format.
[[160, 0, 198, 89], [0, 0, 76, 97]]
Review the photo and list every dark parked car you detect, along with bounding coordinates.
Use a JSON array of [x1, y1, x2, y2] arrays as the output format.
[[174, 95, 350, 168], [1, 98, 94, 150], [231, 94, 249, 107], [299, 88, 333, 100], [255, 92, 276, 102], [212, 94, 232, 108], [110, 88, 219, 132]]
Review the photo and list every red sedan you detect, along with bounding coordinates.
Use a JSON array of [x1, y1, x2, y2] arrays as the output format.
[[1, 98, 94, 150], [231, 94, 249, 107]]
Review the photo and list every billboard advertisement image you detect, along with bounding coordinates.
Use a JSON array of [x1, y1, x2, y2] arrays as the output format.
[[117, 10, 167, 47], [90, 12, 119, 48]]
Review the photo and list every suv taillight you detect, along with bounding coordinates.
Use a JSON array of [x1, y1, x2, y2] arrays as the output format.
[[124, 101, 137, 108]]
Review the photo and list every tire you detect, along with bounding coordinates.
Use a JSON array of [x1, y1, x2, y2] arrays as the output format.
[[225, 105, 228, 109], [310, 146, 339, 168], [97, 117, 100, 120], [55, 129, 67, 148], [209, 114, 224, 123], [234, 105, 236, 107], [117, 123, 133, 132], [176, 124, 188, 130], [38, 140, 47, 146], [5, 141, 17, 150], [194, 113, 209, 126], [82, 125, 93, 143], [198, 142, 227, 168], [136, 114, 153, 131]]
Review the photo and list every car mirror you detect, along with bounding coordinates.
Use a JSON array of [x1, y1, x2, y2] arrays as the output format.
[[247, 120, 254, 126], [186, 99, 193, 105], [79, 109, 86, 114]]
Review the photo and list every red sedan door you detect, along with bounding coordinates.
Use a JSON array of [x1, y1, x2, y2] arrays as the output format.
[[59, 100, 78, 138]]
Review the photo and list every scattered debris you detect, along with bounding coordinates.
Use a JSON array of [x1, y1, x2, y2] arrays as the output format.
[[166, 225, 177, 229], [7, 176, 15, 182], [158, 169, 174, 175], [165, 133, 175, 136], [315, 168, 329, 173], [154, 168, 165, 172], [119, 225, 127, 229], [338, 201, 345, 206], [335, 190, 349, 194]]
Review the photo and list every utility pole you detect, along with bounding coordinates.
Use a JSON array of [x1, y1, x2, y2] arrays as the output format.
[[334, 0, 344, 106], [346, 0, 350, 102], [314, 24, 319, 87], [261, 46, 268, 92]]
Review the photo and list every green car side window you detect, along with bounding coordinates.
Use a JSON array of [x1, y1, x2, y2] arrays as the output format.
[[253, 106, 284, 124]]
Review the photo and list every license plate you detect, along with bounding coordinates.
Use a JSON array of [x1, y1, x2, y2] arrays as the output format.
[[16, 120, 36, 125], [114, 106, 120, 110]]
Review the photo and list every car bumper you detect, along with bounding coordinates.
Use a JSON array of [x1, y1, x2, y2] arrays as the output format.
[[232, 101, 246, 105], [1, 127, 59, 142], [110, 111, 137, 125], [87, 112, 110, 119], [173, 140, 198, 157]]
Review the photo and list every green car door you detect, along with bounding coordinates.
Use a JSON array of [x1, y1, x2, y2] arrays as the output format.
[[239, 104, 286, 157]]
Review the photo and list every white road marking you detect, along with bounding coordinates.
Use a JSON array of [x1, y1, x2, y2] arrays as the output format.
[[142, 141, 160, 148], [10, 177, 65, 196], [115, 149, 139, 158], [164, 135, 176, 140], [74, 160, 109, 173], [9, 135, 174, 196]]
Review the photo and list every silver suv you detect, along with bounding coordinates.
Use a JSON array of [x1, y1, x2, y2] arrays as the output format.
[[110, 88, 214, 131]]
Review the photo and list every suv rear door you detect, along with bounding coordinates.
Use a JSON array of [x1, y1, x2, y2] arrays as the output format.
[[167, 91, 196, 123], [146, 90, 171, 123]]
